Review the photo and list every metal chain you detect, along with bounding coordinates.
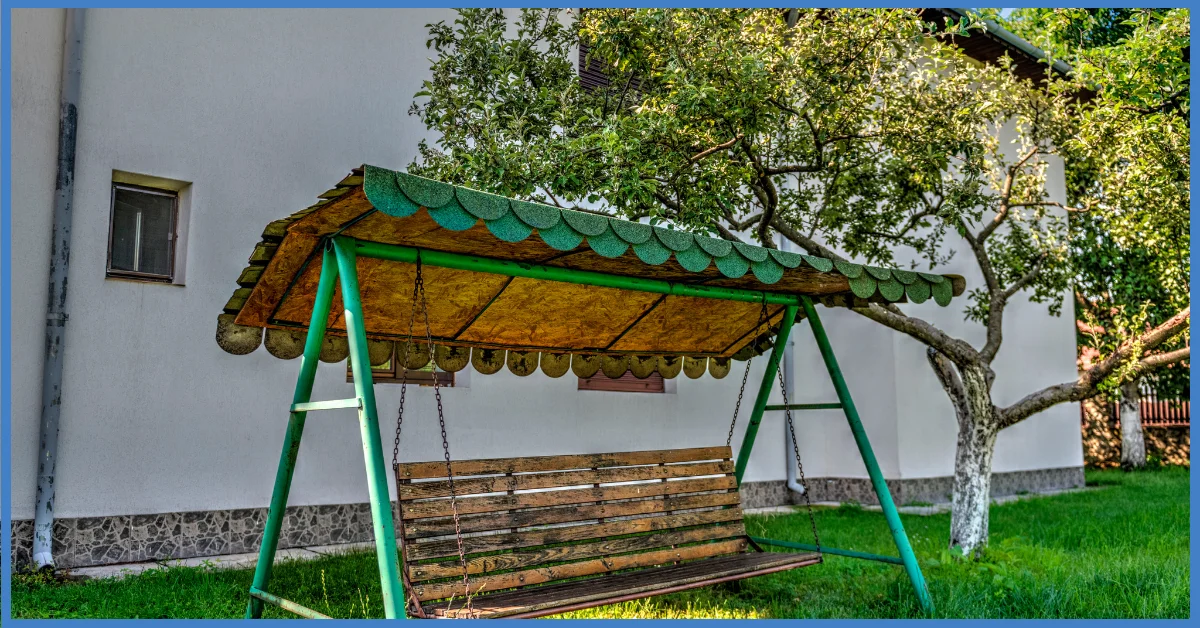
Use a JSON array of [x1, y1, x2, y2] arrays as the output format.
[[726, 297, 772, 448], [411, 259, 475, 618], [777, 360, 821, 552], [391, 263, 424, 470]]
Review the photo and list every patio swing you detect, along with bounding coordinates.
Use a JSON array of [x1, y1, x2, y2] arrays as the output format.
[[216, 165, 961, 619]]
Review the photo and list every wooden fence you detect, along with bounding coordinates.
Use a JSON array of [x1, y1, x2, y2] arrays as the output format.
[[1082, 384, 1189, 428]]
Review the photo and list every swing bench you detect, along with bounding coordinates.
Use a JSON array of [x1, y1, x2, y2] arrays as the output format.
[[217, 165, 962, 618]]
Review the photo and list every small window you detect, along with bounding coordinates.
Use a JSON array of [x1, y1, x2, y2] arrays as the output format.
[[107, 183, 178, 282], [348, 345, 454, 387], [579, 370, 664, 393]]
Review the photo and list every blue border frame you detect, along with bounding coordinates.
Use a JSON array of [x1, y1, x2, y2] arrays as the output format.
[[1, 2, 1195, 625]]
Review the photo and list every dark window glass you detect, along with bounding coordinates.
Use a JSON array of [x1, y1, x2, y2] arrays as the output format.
[[109, 185, 177, 280]]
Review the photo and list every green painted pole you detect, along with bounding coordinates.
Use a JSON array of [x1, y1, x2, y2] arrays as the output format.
[[733, 305, 798, 485], [749, 536, 904, 565], [353, 240, 803, 306], [332, 237, 407, 619], [246, 245, 339, 619], [800, 296, 934, 613]]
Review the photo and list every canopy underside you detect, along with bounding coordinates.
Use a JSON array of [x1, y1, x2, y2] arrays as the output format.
[[216, 165, 964, 379]]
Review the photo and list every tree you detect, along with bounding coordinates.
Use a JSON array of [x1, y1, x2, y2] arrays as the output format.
[[996, 8, 1191, 469], [408, 8, 1191, 555]]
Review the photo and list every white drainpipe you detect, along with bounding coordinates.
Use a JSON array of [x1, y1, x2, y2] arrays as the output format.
[[779, 238, 805, 498]]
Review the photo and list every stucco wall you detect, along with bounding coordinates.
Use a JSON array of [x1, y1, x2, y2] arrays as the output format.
[[10, 8, 1083, 522]]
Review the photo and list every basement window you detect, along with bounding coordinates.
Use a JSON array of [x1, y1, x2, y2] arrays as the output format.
[[348, 346, 455, 387], [107, 182, 179, 282], [579, 370, 665, 393]]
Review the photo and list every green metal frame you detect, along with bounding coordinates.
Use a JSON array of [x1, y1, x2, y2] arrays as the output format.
[[245, 236, 933, 619]]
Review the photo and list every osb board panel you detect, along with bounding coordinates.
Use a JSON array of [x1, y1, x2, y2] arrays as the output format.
[[610, 297, 785, 356], [456, 277, 664, 351], [270, 257, 512, 338], [235, 233, 322, 328], [287, 187, 375, 236]]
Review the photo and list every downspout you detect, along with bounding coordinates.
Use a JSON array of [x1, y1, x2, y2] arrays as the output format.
[[779, 238, 805, 498], [33, 8, 85, 570]]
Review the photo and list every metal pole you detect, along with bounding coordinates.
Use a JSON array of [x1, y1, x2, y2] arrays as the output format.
[[33, 7, 86, 569], [333, 237, 406, 619], [246, 245, 339, 619], [353, 240, 803, 306], [799, 296, 934, 613], [749, 536, 905, 565], [734, 305, 798, 484]]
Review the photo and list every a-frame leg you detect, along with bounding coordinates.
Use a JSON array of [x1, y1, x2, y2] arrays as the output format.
[[332, 237, 407, 619], [246, 245, 340, 619], [734, 305, 799, 484], [799, 296, 934, 613]]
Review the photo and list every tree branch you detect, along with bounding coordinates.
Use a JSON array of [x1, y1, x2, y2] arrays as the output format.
[[927, 348, 972, 427], [998, 307, 1191, 426], [978, 146, 1039, 243], [852, 302, 983, 367], [1001, 253, 1048, 301], [690, 134, 743, 163]]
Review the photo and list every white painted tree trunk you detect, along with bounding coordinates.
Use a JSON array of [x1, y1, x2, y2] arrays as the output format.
[[1119, 379, 1146, 469], [948, 367, 998, 558]]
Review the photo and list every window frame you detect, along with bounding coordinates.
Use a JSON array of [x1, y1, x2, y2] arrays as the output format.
[[348, 344, 455, 387], [578, 369, 665, 393], [106, 182, 180, 283]]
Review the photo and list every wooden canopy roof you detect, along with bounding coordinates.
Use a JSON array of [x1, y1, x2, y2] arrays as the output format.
[[215, 165, 964, 380]]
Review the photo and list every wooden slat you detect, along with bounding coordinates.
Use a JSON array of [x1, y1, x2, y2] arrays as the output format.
[[398, 446, 730, 480], [400, 460, 732, 500], [426, 551, 820, 618], [404, 491, 740, 539], [409, 522, 744, 581], [406, 508, 743, 561], [400, 475, 736, 520], [413, 539, 748, 601]]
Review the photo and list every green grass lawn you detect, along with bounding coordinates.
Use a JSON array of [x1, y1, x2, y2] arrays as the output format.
[[10, 467, 1189, 619]]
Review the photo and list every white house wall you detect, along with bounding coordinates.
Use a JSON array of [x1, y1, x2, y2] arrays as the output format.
[[11, 9, 1083, 533]]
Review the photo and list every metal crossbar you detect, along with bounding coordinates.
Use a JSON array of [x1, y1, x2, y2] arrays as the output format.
[[764, 402, 843, 411], [249, 587, 331, 619], [291, 398, 362, 413]]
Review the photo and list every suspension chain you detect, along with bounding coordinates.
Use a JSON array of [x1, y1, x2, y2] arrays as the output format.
[[777, 357, 821, 552], [726, 298, 772, 448], [391, 264, 424, 470], [412, 259, 475, 618]]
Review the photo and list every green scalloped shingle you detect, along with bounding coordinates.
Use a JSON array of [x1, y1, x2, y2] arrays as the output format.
[[905, 280, 931, 303], [653, 227, 695, 252], [456, 186, 510, 220], [834, 260, 864, 278], [561, 210, 610, 236], [918, 272, 946, 284], [674, 245, 712, 272], [865, 266, 892, 281], [609, 218, 652, 244], [396, 172, 455, 208], [587, 227, 630, 258], [363, 165, 420, 217], [932, 280, 953, 306], [427, 201, 477, 231], [802, 255, 834, 272], [892, 269, 918, 285], [538, 221, 584, 251], [878, 278, 905, 301], [751, 258, 784, 284], [732, 241, 769, 262], [632, 238, 672, 265], [695, 236, 733, 257], [768, 249, 804, 269], [485, 212, 533, 242], [714, 251, 751, 278], [849, 274, 877, 299], [510, 199, 561, 229]]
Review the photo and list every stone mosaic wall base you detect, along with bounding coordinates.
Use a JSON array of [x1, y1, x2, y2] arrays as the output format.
[[11, 466, 1083, 570]]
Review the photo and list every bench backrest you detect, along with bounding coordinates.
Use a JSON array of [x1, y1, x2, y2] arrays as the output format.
[[395, 446, 747, 604]]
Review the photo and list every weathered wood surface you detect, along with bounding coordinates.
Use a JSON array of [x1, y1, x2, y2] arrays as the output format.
[[408, 522, 746, 581], [423, 551, 822, 618], [398, 446, 728, 480], [399, 475, 736, 519], [399, 460, 732, 500], [405, 508, 743, 561], [403, 491, 740, 539], [412, 539, 748, 602]]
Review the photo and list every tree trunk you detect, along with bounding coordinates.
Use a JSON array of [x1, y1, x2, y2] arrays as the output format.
[[1119, 379, 1146, 469], [948, 366, 999, 558]]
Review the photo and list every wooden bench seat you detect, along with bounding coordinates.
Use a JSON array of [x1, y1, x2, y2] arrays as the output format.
[[395, 446, 821, 619]]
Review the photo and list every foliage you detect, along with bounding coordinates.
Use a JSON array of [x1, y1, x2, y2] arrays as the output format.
[[10, 468, 1189, 619], [997, 8, 1190, 398]]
